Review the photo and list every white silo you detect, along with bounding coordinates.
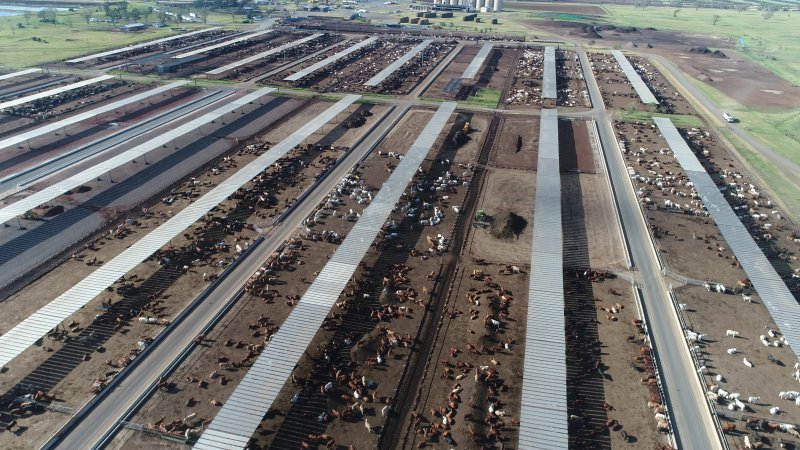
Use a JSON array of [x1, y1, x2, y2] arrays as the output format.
[[493, 0, 502, 11]]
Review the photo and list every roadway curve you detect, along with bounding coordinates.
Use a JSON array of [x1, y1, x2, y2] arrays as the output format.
[[650, 55, 800, 189], [578, 47, 722, 450], [46, 105, 408, 450]]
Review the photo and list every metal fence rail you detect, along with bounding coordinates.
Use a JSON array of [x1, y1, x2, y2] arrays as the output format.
[[193, 102, 457, 450]]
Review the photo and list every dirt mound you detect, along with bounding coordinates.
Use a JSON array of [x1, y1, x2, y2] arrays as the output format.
[[490, 211, 528, 240], [688, 47, 727, 57], [42, 205, 64, 217], [580, 25, 602, 39], [351, 329, 382, 365]]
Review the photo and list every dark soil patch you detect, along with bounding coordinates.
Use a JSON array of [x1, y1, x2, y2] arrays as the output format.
[[490, 210, 527, 240]]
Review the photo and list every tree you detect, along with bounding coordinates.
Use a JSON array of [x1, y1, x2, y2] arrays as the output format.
[[83, 10, 93, 23], [762, 7, 774, 19], [713, 14, 720, 25], [23, 11, 31, 24], [673, 8, 680, 17], [143, 6, 153, 23], [129, 7, 141, 22], [37, 8, 57, 24]]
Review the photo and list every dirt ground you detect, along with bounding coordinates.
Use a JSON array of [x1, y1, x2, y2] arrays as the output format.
[[587, 51, 647, 111], [532, 20, 800, 109], [465, 169, 535, 264], [0, 86, 203, 180], [505, 1, 606, 15], [488, 116, 538, 170], [423, 45, 481, 99], [614, 118, 800, 448], [110, 109, 484, 449], [0, 101, 385, 448]]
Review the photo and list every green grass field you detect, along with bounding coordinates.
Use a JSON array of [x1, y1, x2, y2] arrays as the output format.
[[0, 4, 248, 68], [616, 109, 704, 128], [461, 87, 501, 108], [602, 5, 800, 87]]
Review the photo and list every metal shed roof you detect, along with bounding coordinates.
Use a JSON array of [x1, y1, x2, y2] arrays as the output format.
[[364, 40, 433, 87], [461, 43, 494, 79], [173, 30, 273, 59], [66, 28, 220, 63], [193, 102, 456, 450], [612, 50, 659, 105], [655, 117, 800, 364], [206, 34, 323, 75], [0, 87, 275, 226], [284, 37, 379, 82], [0, 94, 359, 370], [0, 68, 42, 81], [543, 47, 557, 99], [0, 81, 187, 151], [519, 108, 568, 450], [0, 75, 114, 111]]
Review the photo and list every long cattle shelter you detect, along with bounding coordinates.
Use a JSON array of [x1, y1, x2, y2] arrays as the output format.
[[519, 108, 568, 450], [0, 94, 359, 371], [654, 117, 800, 362], [193, 102, 457, 450], [613, 50, 658, 105]]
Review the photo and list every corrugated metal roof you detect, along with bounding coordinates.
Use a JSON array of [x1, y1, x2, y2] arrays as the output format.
[[0, 87, 274, 226], [543, 47, 557, 99], [519, 108, 568, 450], [66, 28, 221, 63], [461, 43, 494, 79], [0, 75, 114, 111], [284, 37, 379, 81], [655, 117, 800, 363], [0, 81, 188, 151], [174, 30, 273, 59], [0, 94, 359, 370], [207, 34, 323, 75], [364, 40, 433, 87], [193, 102, 456, 450], [612, 50, 659, 105], [0, 68, 42, 81]]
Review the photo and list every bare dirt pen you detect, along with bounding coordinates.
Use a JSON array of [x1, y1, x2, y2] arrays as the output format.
[[0, 85, 203, 180], [488, 116, 538, 170], [114, 109, 485, 450], [556, 49, 590, 109], [0, 101, 383, 448], [614, 119, 800, 449]]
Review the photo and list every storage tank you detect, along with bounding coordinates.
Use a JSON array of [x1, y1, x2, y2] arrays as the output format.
[[475, 0, 482, 9], [449, 0, 457, 5], [493, 0, 502, 12]]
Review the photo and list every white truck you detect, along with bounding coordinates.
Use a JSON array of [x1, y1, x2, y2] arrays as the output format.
[[723, 112, 735, 123]]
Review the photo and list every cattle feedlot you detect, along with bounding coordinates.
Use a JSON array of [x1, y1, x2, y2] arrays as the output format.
[[0, 3, 799, 450]]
